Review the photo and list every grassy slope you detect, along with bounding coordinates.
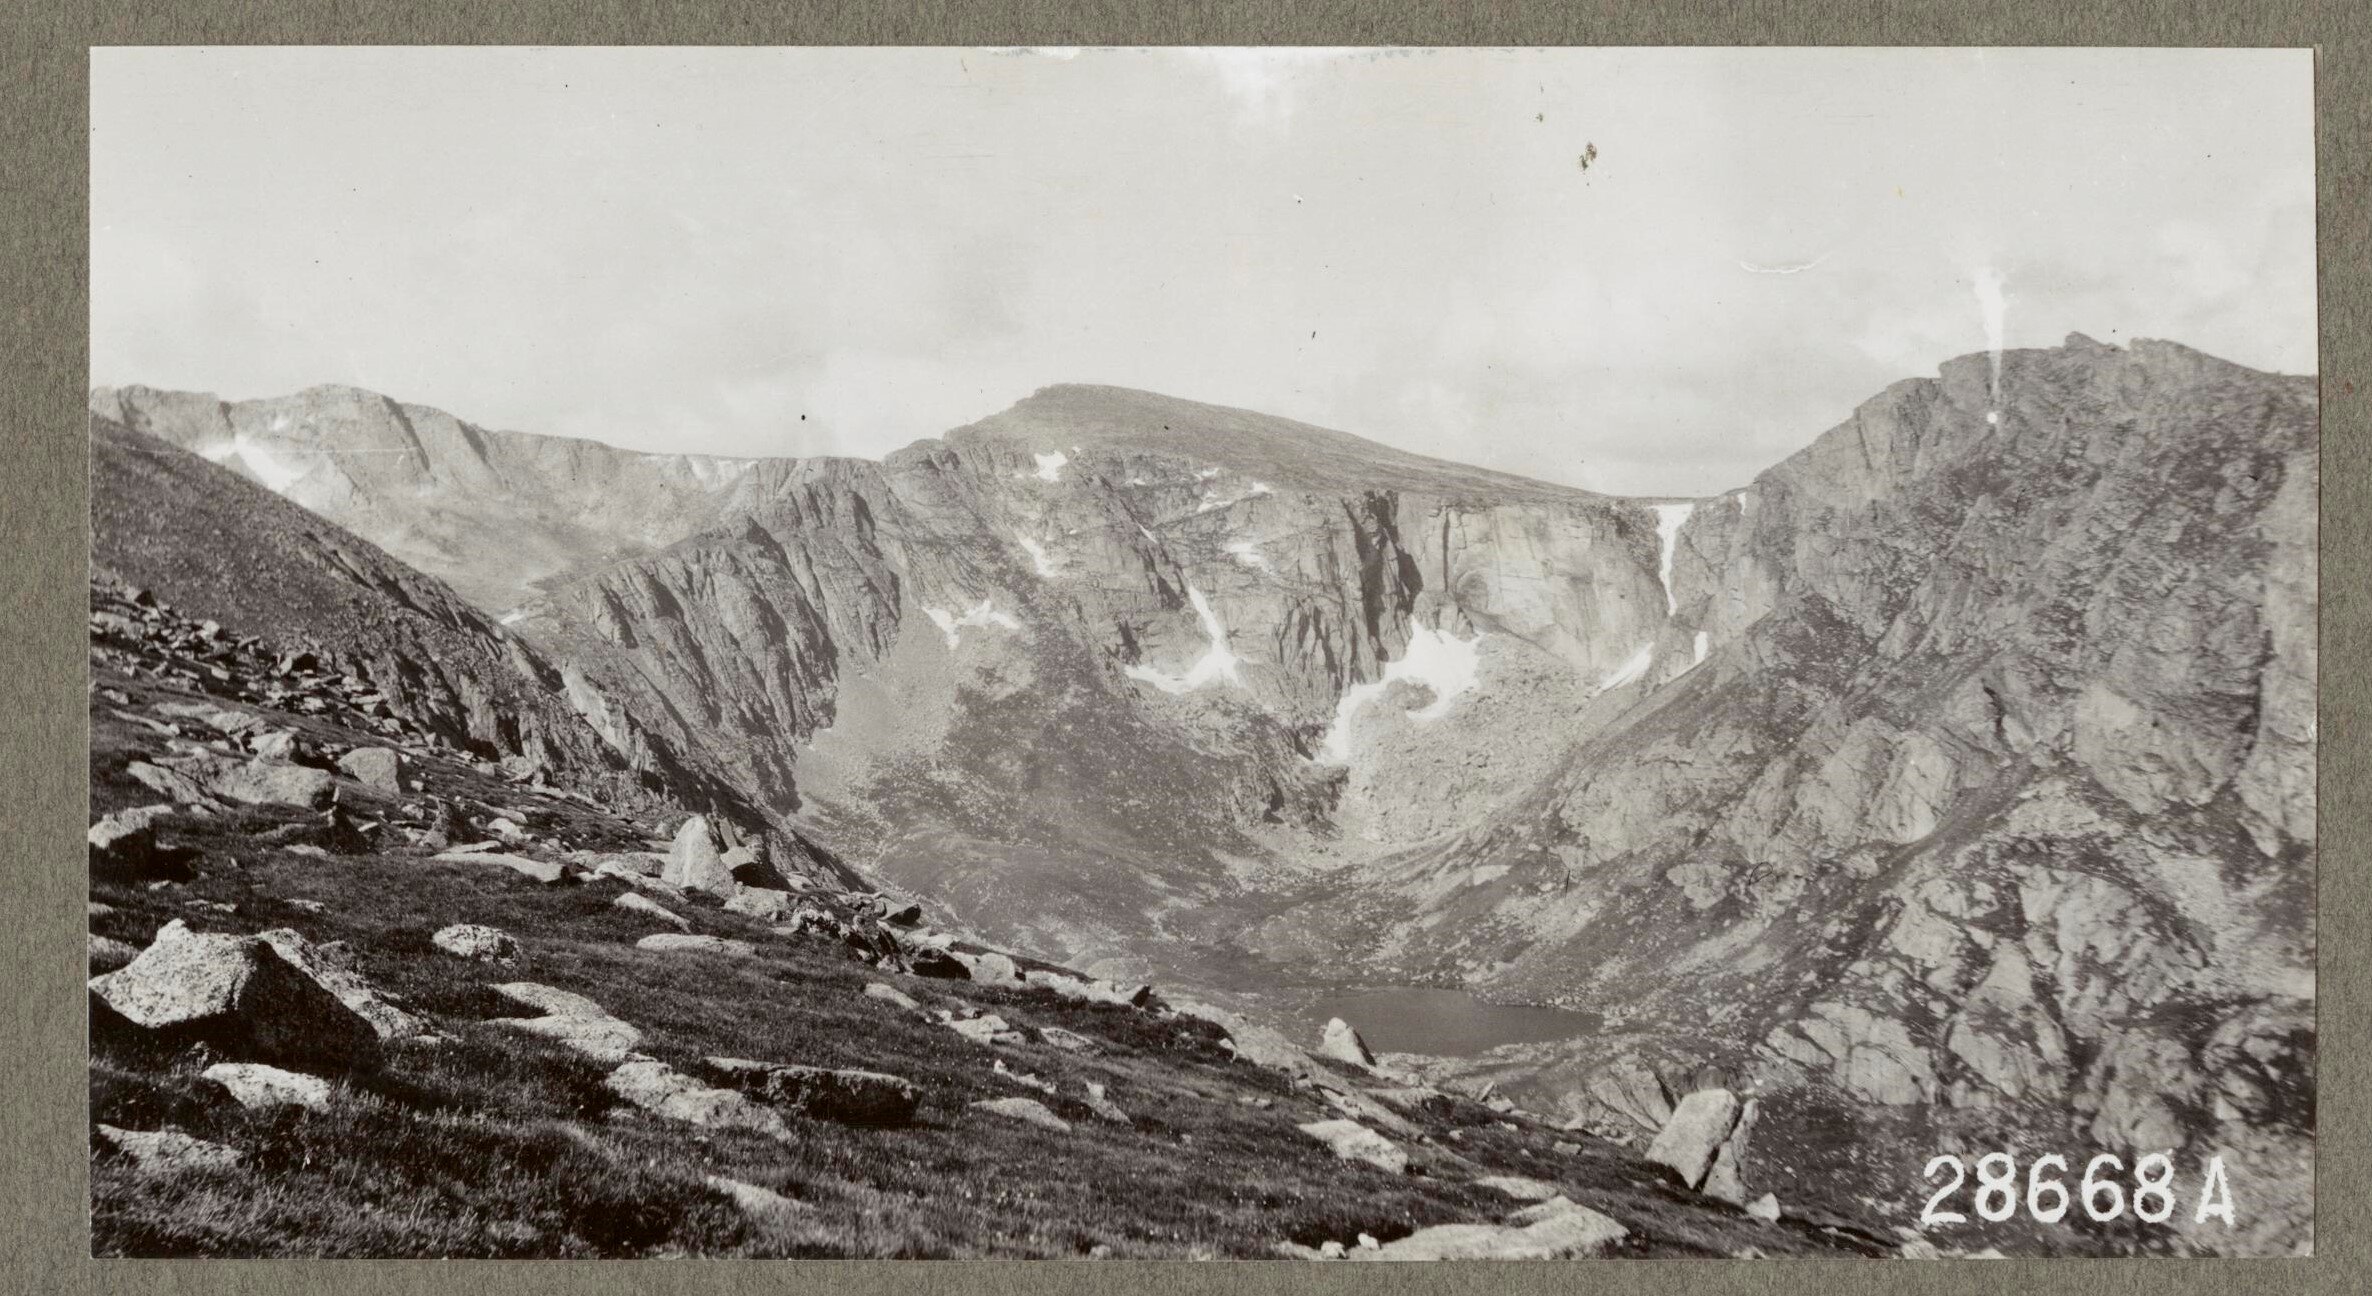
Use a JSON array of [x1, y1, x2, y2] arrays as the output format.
[[89, 650, 1880, 1259]]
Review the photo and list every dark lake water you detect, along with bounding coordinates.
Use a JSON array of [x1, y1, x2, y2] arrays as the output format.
[[1304, 987, 1602, 1058]]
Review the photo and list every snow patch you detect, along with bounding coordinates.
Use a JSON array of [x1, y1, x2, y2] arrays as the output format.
[[1650, 503, 1694, 616], [924, 599, 1021, 649], [1694, 630, 1710, 664], [499, 609, 527, 627], [1014, 533, 1061, 577], [232, 434, 307, 493], [1315, 624, 1484, 765], [1224, 540, 1272, 572], [1597, 643, 1654, 692], [1136, 524, 1158, 543], [1196, 467, 1222, 480], [1032, 450, 1070, 482], [1122, 586, 1243, 694]]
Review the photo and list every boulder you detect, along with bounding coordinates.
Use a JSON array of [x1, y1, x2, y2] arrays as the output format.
[[881, 902, 924, 927], [604, 1057, 790, 1138], [248, 730, 301, 762], [204, 1062, 334, 1111], [1588, 1058, 1677, 1134], [125, 761, 216, 806], [1080, 1081, 1132, 1125], [635, 933, 757, 958], [662, 814, 736, 896], [1024, 970, 1154, 1008], [89, 809, 181, 882], [1037, 1026, 1100, 1054], [862, 982, 920, 1011], [487, 982, 643, 1063], [255, 928, 430, 1041], [956, 951, 1022, 986], [433, 850, 569, 885], [1747, 1193, 1781, 1222], [337, 747, 408, 793], [723, 888, 797, 921], [1297, 1119, 1408, 1173], [1316, 1017, 1378, 1068], [970, 1096, 1071, 1133], [705, 1174, 808, 1224], [701, 1057, 919, 1126], [1699, 1098, 1759, 1206], [905, 947, 971, 980], [945, 1014, 1013, 1044], [431, 924, 524, 965], [207, 759, 335, 809], [1353, 1197, 1627, 1260], [612, 891, 690, 929], [1645, 1088, 1743, 1190], [93, 1124, 243, 1174], [88, 924, 380, 1071]]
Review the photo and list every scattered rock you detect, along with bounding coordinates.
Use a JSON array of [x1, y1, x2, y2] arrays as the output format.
[[970, 1096, 1071, 1133], [248, 730, 301, 762], [862, 982, 920, 1011], [432, 850, 569, 885], [604, 1056, 790, 1138], [881, 902, 923, 926], [93, 1124, 243, 1174], [488, 982, 644, 1063], [722, 887, 796, 921], [337, 747, 409, 793], [1037, 1026, 1100, 1054], [204, 1062, 334, 1110], [1472, 1175, 1563, 1202], [87, 922, 380, 1071], [612, 891, 690, 929], [1316, 1017, 1378, 1068], [431, 924, 523, 965], [702, 1057, 920, 1126], [1320, 1240, 1348, 1259], [634, 933, 756, 957], [1296, 1119, 1408, 1174]]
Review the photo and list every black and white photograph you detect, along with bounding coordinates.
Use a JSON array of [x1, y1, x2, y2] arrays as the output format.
[[83, 45, 2317, 1259]]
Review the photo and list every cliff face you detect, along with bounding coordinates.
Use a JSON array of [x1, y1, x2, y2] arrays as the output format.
[[94, 336, 2317, 1250]]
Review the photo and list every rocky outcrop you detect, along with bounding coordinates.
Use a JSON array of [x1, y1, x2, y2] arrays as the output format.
[[1296, 1119, 1407, 1174]]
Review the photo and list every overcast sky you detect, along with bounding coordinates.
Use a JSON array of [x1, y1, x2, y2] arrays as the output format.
[[91, 47, 2314, 496]]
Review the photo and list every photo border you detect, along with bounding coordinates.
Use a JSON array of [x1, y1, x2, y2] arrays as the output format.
[[5, 3, 2362, 1293]]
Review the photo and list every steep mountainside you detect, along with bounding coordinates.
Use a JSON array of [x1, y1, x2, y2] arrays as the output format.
[[90, 383, 801, 615], [95, 336, 2317, 1253], [89, 416, 811, 868]]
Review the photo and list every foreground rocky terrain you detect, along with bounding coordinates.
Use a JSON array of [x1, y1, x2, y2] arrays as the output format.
[[91, 333, 2316, 1254], [88, 578, 1895, 1258]]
